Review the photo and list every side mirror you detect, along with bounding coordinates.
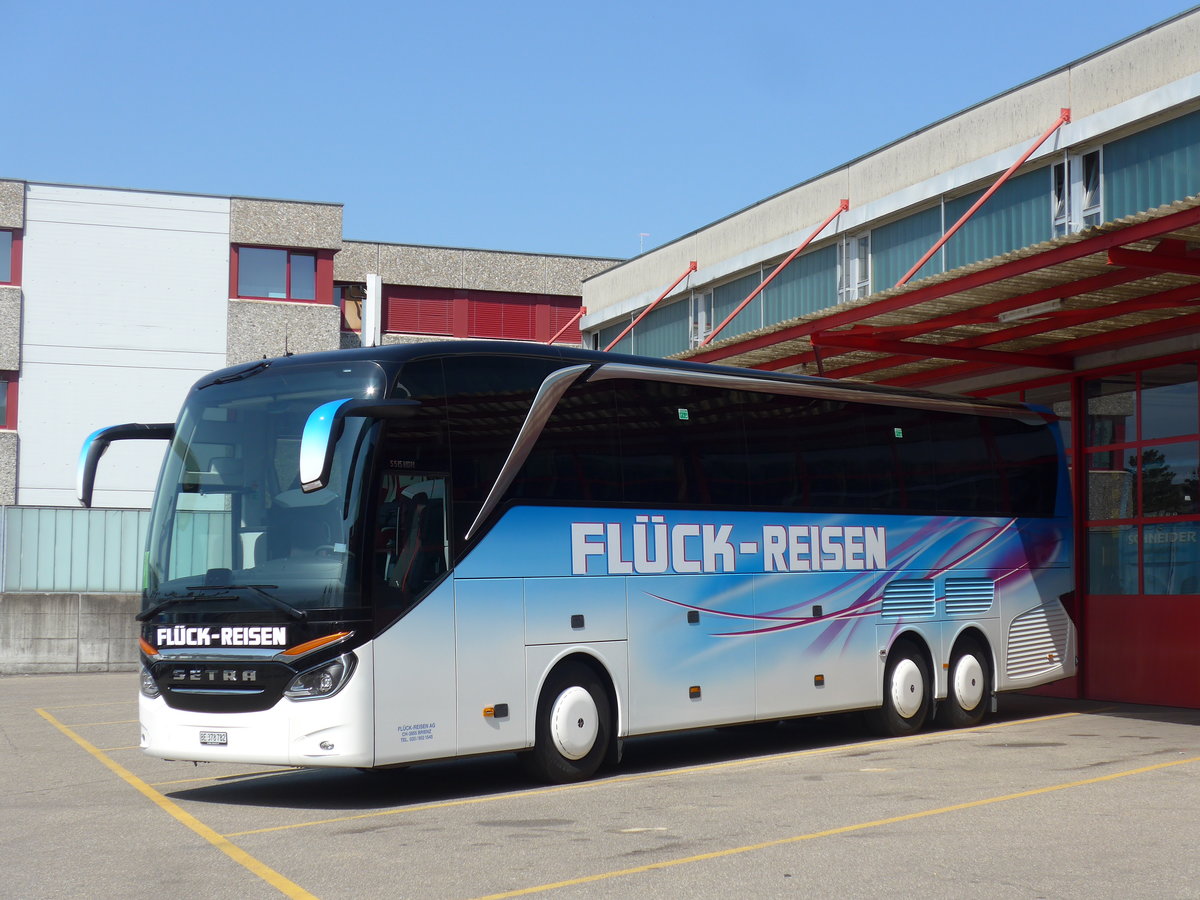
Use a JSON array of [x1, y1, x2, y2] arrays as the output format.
[[78, 423, 175, 508], [299, 398, 419, 492]]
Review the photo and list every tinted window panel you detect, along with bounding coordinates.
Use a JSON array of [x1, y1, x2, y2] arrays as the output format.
[[238, 247, 287, 298]]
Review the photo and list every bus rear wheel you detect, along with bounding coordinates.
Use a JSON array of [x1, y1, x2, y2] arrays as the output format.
[[936, 640, 991, 729], [865, 640, 931, 737], [523, 662, 612, 784]]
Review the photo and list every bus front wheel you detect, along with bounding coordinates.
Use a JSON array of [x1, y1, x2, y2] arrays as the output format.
[[865, 640, 931, 737], [523, 662, 612, 784], [936, 640, 991, 729]]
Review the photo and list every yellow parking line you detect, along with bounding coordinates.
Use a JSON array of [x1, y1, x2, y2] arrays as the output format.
[[36, 707, 318, 900], [226, 711, 1083, 838], [474, 754, 1200, 899]]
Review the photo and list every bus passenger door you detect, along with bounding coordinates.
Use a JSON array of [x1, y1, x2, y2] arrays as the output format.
[[370, 470, 459, 765]]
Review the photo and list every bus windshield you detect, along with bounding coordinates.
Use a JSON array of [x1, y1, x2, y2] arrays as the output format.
[[144, 360, 387, 614]]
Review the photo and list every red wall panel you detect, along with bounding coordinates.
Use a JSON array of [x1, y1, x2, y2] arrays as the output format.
[[1085, 595, 1200, 707]]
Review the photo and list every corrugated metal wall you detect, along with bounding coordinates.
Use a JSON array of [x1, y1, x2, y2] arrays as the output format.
[[712, 272, 763, 342], [944, 169, 1051, 269], [1105, 108, 1200, 219], [871, 205, 943, 289], [762, 244, 838, 322], [635, 297, 691, 358], [2, 507, 149, 592]]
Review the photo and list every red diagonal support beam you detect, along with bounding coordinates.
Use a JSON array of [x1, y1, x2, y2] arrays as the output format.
[[700, 199, 849, 347], [604, 261, 697, 352], [545, 306, 586, 345], [896, 109, 1071, 287], [686, 202, 1200, 366]]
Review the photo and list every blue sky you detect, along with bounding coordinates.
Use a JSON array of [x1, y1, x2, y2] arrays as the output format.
[[6, 1, 1195, 259]]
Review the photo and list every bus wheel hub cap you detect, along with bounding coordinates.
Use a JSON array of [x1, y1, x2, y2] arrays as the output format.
[[550, 686, 598, 760], [891, 658, 924, 719], [953, 655, 985, 710]]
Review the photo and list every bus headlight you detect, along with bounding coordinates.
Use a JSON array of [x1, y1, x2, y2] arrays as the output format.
[[140, 665, 161, 699], [284, 653, 356, 701]]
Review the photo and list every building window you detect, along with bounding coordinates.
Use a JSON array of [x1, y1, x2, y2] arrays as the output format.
[[1084, 362, 1200, 596], [335, 282, 365, 331], [1052, 149, 1102, 237], [1, 230, 18, 284], [232, 246, 332, 302], [1, 373, 15, 430], [838, 233, 870, 303], [690, 289, 714, 348]]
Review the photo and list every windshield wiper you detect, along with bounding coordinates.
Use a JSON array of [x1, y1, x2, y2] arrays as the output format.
[[137, 584, 307, 623]]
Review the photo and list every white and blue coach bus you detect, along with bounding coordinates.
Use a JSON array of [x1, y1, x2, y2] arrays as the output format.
[[79, 341, 1075, 783]]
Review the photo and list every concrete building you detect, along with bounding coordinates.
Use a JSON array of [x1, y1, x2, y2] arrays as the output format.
[[0, 182, 615, 670], [582, 10, 1200, 708]]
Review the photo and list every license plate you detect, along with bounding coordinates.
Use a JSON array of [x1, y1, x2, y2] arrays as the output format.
[[199, 731, 228, 746]]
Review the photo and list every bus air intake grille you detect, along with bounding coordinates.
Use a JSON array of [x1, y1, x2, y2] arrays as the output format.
[[945, 579, 995, 616], [881, 581, 936, 619], [1005, 604, 1071, 680]]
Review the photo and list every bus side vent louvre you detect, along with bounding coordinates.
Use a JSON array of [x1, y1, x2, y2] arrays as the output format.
[[881, 581, 936, 619], [945, 579, 995, 616], [1005, 604, 1071, 680]]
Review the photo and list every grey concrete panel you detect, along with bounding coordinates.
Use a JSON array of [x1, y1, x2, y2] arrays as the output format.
[[1070, 13, 1200, 119], [541, 256, 620, 296], [0, 430, 16, 506], [336, 241, 620, 296], [230, 198, 343, 250], [462, 249, 548, 293], [0, 285, 20, 370], [0, 593, 79, 672], [0, 593, 139, 673], [78, 594, 140, 670], [332, 241, 381, 282], [226, 300, 341, 366], [847, 73, 1070, 211], [380, 333, 452, 346], [377, 244, 464, 288], [0, 180, 24, 229]]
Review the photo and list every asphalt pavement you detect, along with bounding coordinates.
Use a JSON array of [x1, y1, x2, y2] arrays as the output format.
[[2, 672, 1198, 899]]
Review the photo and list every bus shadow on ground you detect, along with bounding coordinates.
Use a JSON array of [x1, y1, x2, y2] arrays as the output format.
[[168, 714, 874, 812], [169, 696, 1097, 812]]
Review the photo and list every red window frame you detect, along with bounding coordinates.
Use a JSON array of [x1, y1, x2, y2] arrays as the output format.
[[1, 372, 17, 430], [229, 245, 334, 303], [1, 229, 21, 286]]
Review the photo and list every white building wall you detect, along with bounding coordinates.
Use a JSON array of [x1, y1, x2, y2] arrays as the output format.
[[19, 185, 231, 508]]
